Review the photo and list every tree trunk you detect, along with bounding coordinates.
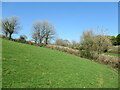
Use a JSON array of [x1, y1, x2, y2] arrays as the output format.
[[40, 38, 42, 44], [9, 33, 12, 40], [45, 37, 48, 44]]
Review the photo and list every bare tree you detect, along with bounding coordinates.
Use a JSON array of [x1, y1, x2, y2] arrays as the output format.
[[55, 39, 63, 45], [32, 20, 56, 45], [55, 39, 70, 46], [32, 21, 41, 44], [2, 16, 20, 39], [32, 21, 47, 44], [32, 33, 38, 44], [2, 18, 9, 37], [42, 20, 56, 45]]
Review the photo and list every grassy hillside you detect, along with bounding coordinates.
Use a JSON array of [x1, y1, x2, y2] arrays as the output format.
[[2, 39, 118, 88]]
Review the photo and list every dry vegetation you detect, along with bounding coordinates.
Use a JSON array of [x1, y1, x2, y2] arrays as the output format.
[[46, 44, 81, 57], [97, 54, 119, 68], [46, 44, 119, 68]]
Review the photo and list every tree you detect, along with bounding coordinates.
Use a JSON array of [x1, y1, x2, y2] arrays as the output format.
[[2, 18, 9, 37], [64, 40, 71, 46], [109, 36, 117, 46], [32, 21, 44, 44], [55, 39, 64, 46], [116, 34, 120, 45], [42, 20, 56, 45], [105, 34, 120, 46], [20, 35, 27, 40], [80, 30, 94, 52], [32, 20, 56, 45], [94, 35, 112, 53], [19, 35, 27, 43], [80, 30, 112, 59], [2, 16, 20, 39], [55, 39, 70, 46], [32, 33, 38, 44]]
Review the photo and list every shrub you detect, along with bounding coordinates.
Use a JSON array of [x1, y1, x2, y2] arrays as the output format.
[[13, 39, 20, 42], [46, 44, 81, 57], [92, 52, 99, 60], [80, 50, 99, 59], [80, 50, 89, 58], [97, 54, 118, 68], [2, 37, 10, 40], [19, 39, 26, 43], [19, 35, 27, 43], [38, 43, 45, 47], [55, 39, 71, 46]]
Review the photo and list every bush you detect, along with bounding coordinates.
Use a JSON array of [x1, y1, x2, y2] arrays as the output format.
[[3, 37, 9, 40], [80, 50, 89, 58], [97, 54, 118, 68], [19, 35, 27, 43], [15, 39, 18, 42], [80, 30, 112, 60], [80, 50, 99, 59], [46, 44, 81, 57], [26, 41, 32, 44], [55, 39, 70, 46], [19, 39, 26, 43]]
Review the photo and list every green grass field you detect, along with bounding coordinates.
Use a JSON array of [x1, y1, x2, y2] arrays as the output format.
[[2, 39, 118, 88], [103, 53, 119, 57]]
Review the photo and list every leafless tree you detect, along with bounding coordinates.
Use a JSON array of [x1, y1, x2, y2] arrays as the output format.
[[55, 39, 70, 46], [2, 18, 9, 37], [32, 20, 56, 45], [42, 20, 56, 44], [32, 21, 43, 44], [2, 16, 20, 39]]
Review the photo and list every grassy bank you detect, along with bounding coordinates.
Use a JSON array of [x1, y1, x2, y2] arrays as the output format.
[[2, 39, 118, 88]]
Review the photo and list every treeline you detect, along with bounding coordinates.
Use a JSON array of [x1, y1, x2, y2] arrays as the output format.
[[2, 16, 56, 46], [109, 34, 120, 46], [47, 30, 119, 68], [2, 16, 119, 47], [55, 34, 120, 50], [55, 30, 117, 59]]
